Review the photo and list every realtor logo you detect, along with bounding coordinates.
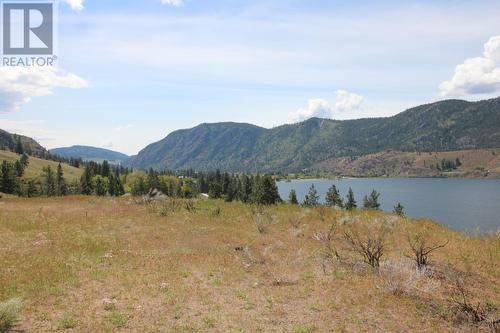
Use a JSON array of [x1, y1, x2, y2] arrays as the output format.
[[1, 0, 57, 66], [2, 1, 53, 54]]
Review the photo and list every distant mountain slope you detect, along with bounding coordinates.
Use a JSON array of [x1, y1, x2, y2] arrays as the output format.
[[126, 97, 500, 172], [0, 129, 48, 156], [49, 145, 129, 163]]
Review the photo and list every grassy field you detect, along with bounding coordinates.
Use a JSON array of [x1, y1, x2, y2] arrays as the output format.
[[0, 196, 498, 332], [0, 150, 83, 183]]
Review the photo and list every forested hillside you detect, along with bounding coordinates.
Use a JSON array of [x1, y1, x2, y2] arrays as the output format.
[[126, 97, 500, 172]]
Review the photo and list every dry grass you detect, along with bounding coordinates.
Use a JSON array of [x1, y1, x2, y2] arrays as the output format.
[[0, 196, 498, 332]]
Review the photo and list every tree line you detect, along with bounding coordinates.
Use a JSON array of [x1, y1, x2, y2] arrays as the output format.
[[0, 156, 282, 205], [290, 184, 405, 216]]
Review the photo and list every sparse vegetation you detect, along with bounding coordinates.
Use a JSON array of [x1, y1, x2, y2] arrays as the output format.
[[0, 197, 498, 332]]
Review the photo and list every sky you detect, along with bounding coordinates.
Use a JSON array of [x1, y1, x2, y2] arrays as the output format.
[[1, 0, 500, 155]]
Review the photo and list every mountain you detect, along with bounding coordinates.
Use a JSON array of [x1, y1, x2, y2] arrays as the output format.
[[0, 129, 48, 157], [126, 97, 500, 172], [49, 146, 129, 164]]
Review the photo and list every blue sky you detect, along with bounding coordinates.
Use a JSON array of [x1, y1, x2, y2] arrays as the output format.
[[1, 0, 500, 155]]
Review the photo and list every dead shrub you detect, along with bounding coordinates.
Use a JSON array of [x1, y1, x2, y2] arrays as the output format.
[[407, 232, 448, 270], [313, 222, 341, 274], [450, 278, 489, 327], [343, 223, 388, 269], [289, 215, 302, 229], [253, 206, 272, 234]]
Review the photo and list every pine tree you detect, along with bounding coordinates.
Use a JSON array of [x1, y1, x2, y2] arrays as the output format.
[[26, 180, 38, 197], [14, 137, 24, 154], [80, 166, 94, 195], [20, 154, 29, 168], [393, 203, 405, 217], [289, 189, 298, 205], [14, 160, 24, 177], [146, 168, 159, 191], [101, 160, 110, 177], [240, 175, 253, 203], [260, 175, 281, 205], [325, 184, 342, 208], [345, 187, 357, 210], [0, 161, 17, 194], [42, 166, 56, 196], [303, 184, 319, 207], [56, 163, 67, 196], [92, 176, 108, 196], [363, 190, 381, 210], [251, 175, 280, 205]]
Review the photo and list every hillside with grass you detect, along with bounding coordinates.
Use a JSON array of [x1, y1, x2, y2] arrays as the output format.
[[314, 148, 500, 178], [126, 97, 500, 172], [0, 197, 498, 332], [0, 129, 48, 157], [0, 150, 83, 183]]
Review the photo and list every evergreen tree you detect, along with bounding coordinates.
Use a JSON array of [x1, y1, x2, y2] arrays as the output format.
[[303, 184, 319, 207], [101, 160, 110, 177], [42, 166, 56, 196], [80, 166, 94, 195], [26, 180, 38, 197], [14, 160, 24, 177], [146, 168, 159, 190], [345, 187, 357, 210], [325, 184, 342, 208], [208, 170, 223, 199], [92, 175, 108, 196], [260, 175, 281, 205], [239, 175, 253, 203], [115, 173, 125, 196], [363, 190, 381, 210], [14, 137, 24, 154], [131, 177, 147, 195], [393, 203, 405, 217], [56, 163, 67, 196], [0, 161, 17, 194], [224, 178, 237, 202], [250, 175, 280, 205], [289, 189, 298, 205], [20, 154, 29, 168]]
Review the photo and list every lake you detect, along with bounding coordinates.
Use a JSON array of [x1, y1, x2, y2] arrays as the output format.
[[277, 178, 500, 234]]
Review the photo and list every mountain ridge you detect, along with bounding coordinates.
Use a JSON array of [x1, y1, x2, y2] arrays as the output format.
[[49, 145, 129, 163], [125, 97, 500, 172]]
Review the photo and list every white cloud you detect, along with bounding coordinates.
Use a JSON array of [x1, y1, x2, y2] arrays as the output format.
[[290, 90, 364, 122], [64, 0, 84, 11], [334, 89, 364, 113], [161, 0, 185, 6], [290, 99, 334, 122], [439, 35, 500, 97], [101, 140, 114, 149], [0, 67, 88, 113]]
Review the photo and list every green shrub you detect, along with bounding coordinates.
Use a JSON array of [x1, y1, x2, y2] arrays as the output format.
[[0, 298, 22, 333]]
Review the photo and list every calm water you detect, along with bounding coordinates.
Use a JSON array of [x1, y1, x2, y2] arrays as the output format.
[[277, 178, 500, 234]]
